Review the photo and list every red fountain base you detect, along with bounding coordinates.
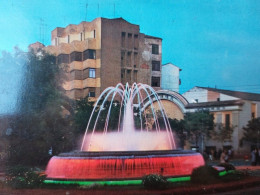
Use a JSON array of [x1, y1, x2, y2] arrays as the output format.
[[45, 150, 205, 180]]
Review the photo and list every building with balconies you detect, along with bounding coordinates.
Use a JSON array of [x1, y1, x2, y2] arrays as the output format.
[[40, 17, 162, 100]]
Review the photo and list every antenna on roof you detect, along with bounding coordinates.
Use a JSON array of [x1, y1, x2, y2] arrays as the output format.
[[114, 3, 115, 18], [39, 18, 47, 45], [85, 3, 88, 21], [97, 3, 99, 16]]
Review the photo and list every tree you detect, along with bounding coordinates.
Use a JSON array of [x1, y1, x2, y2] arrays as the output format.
[[184, 110, 214, 151], [94, 100, 121, 131], [240, 117, 260, 147], [73, 98, 123, 136], [8, 49, 74, 166], [211, 123, 234, 144], [168, 118, 186, 148], [73, 97, 94, 136]]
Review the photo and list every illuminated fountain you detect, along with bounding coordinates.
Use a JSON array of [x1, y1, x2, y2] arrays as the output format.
[[45, 83, 204, 183]]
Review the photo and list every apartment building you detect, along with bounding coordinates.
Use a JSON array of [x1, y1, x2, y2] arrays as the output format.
[[41, 17, 162, 100]]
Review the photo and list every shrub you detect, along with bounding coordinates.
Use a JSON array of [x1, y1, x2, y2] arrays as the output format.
[[191, 165, 219, 184], [220, 170, 246, 182], [5, 165, 46, 189], [218, 163, 235, 171], [142, 174, 169, 190]]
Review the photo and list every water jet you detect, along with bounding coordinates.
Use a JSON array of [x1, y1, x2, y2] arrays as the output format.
[[45, 83, 204, 184]]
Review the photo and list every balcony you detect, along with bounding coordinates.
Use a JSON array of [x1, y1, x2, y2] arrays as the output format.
[[83, 78, 101, 88]]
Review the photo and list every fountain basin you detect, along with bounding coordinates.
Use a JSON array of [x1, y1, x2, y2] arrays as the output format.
[[45, 150, 205, 180]]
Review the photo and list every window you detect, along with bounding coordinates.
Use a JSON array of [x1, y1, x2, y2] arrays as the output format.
[[88, 88, 95, 97], [121, 70, 125, 79], [68, 35, 70, 43], [152, 44, 159, 54], [89, 50, 96, 59], [93, 30, 96, 38], [83, 49, 96, 60], [70, 51, 82, 62], [225, 114, 230, 129], [128, 33, 132, 48], [134, 34, 138, 49], [127, 52, 131, 66], [134, 52, 138, 67], [251, 103, 257, 119], [126, 70, 131, 81], [151, 77, 160, 87], [89, 91, 95, 97], [80, 33, 83, 41], [57, 54, 69, 64], [152, 61, 160, 71], [121, 32, 126, 47], [89, 68, 96, 78], [134, 70, 137, 81], [121, 51, 125, 66]]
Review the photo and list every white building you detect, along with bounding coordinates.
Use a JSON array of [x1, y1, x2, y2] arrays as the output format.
[[161, 63, 181, 93], [183, 86, 260, 155]]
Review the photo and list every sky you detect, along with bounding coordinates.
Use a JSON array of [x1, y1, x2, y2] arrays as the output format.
[[0, 0, 260, 114]]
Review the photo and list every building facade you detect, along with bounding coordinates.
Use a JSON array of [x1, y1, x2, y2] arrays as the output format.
[[41, 17, 162, 100], [183, 86, 260, 155], [161, 63, 181, 93]]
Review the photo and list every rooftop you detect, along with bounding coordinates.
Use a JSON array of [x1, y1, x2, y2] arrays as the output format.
[[186, 99, 244, 109], [197, 87, 260, 101], [144, 35, 162, 40]]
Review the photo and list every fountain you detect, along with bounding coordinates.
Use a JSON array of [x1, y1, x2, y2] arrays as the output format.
[[45, 83, 204, 183]]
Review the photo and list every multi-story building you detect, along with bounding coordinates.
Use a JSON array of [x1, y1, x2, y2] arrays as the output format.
[[41, 17, 162, 100], [183, 86, 260, 155]]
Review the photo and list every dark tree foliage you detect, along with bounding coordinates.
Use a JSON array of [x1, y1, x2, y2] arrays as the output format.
[[17, 51, 61, 113], [73, 99, 121, 135], [153, 117, 186, 148], [184, 110, 214, 147], [211, 123, 234, 143], [73, 97, 94, 135], [8, 49, 74, 166], [136, 109, 214, 149], [241, 117, 260, 146], [168, 118, 186, 148], [94, 101, 121, 131]]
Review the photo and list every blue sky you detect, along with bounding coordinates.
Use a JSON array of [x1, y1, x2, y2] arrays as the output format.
[[1, 0, 260, 114]]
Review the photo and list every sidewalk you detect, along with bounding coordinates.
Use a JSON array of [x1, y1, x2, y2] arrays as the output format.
[[236, 165, 260, 171]]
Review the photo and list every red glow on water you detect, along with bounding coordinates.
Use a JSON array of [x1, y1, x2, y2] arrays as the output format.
[[45, 153, 204, 180]]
